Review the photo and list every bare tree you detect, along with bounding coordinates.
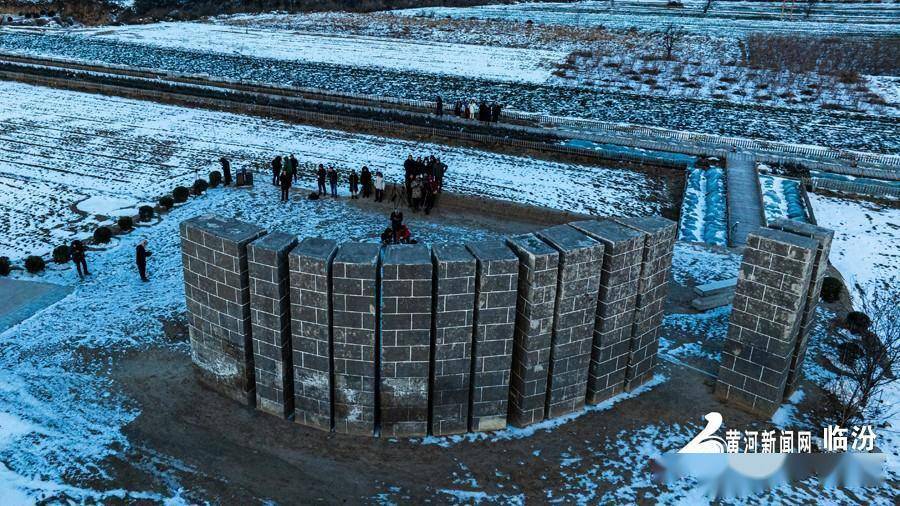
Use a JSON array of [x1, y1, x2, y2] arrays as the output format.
[[660, 24, 685, 61], [828, 281, 900, 426], [702, 0, 715, 14]]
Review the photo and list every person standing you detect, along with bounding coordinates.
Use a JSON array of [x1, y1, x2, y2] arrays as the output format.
[[390, 208, 404, 244], [271, 155, 282, 185], [454, 100, 462, 117], [349, 169, 359, 199], [328, 165, 338, 197], [316, 164, 327, 196], [360, 166, 372, 199], [136, 239, 152, 282], [411, 175, 423, 212], [70, 239, 89, 279], [435, 95, 443, 116], [279, 168, 292, 202], [220, 157, 232, 186], [374, 170, 385, 202], [290, 154, 299, 183]]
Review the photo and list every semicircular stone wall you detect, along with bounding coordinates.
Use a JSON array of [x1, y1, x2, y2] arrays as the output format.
[[179, 214, 677, 437]]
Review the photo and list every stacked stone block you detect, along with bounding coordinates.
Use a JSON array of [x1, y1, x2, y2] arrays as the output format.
[[180, 216, 266, 405], [715, 228, 817, 416], [764, 219, 833, 398], [506, 234, 560, 427], [380, 244, 433, 437], [466, 241, 519, 432], [248, 232, 298, 418], [289, 238, 338, 430], [536, 225, 604, 418], [570, 220, 645, 404], [430, 244, 477, 436], [331, 242, 380, 435], [614, 216, 677, 391]]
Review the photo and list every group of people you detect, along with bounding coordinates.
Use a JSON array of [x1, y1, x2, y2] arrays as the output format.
[[435, 96, 503, 122], [403, 154, 447, 215], [272, 154, 301, 202], [68, 238, 152, 282], [315, 164, 386, 201], [381, 208, 414, 245]]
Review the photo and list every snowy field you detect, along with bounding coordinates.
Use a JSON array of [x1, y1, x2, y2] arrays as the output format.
[[0, 80, 665, 260]]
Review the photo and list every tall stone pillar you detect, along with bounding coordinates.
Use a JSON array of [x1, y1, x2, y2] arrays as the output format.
[[506, 234, 559, 427], [766, 219, 833, 398], [248, 232, 298, 418], [380, 244, 433, 437], [715, 228, 817, 416], [180, 216, 266, 405], [466, 241, 519, 432], [289, 237, 338, 431], [614, 216, 677, 391], [331, 242, 380, 435], [431, 244, 476, 436], [536, 225, 604, 418], [570, 220, 645, 404]]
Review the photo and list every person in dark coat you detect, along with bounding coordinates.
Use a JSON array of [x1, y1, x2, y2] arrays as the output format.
[[327, 165, 338, 197], [403, 154, 415, 203], [434, 157, 447, 188], [136, 239, 152, 282], [453, 100, 462, 117], [390, 208, 404, 244], [360, 166, 372, 198], [71, 239, 89, 278], [349, 169, 359, 199], [491, 103, 502, 122], [279, 168, 292, 202], [435, 95, 443, 116], [271, 156, 282, 185], [316, 164, 327, 196], [220, 157, 232, 186], [290, 154, 299, 183]]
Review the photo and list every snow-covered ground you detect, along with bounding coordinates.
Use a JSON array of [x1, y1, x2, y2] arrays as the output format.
[[83, 22, 565, 85], [759, 174, 809, 224], [678, 165, 727, 246], [0, 80, 665, 260]]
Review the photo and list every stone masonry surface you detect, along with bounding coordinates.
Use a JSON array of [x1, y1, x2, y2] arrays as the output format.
[[466, 241, 519, 432], [536, 225, 604, 418], [249, 232, 298, 418], [570, 220, 645, 405], [181, 215, 267, 405], [290, 238, 338, 430], [715, 227, 817, 416], [381, 244, 433, 437], [506, 234, 559, 427], [431, 244, 476, 436]]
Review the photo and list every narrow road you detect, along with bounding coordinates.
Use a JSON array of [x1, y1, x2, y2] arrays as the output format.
[[726, 153, 764, 247]]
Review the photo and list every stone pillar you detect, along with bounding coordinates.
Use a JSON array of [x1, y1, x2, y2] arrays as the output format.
[[536, 225, 604, 418], [466, 241, 519, 432], [331, 242, 380, 435], [505, 234, 559, 427], [289, 238, 338, 431], [715, 228, 817, 416], [180, 216, 266, 406], [570, 220, 645, 405], [380, 244, 433, 437], [766, 219, 833, 398], [431, 244, 476, 436], [614, 216, 677, 391], [248, 232, 298, 418]]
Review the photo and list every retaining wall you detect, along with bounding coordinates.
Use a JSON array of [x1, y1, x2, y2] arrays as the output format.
[[182, 215, 677, 436]]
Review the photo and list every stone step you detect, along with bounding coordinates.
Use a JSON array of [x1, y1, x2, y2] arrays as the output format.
[[691, 291, 734, 311], [693, 277, 738, 298]]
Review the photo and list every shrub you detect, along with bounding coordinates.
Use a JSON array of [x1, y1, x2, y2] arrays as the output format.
[[118, 216, 134, 231], [208, 170, 222, 188], [845, 311, 872, 334], [159, 195, 175, 209], [139, 205, 155, 222], [192, 179, 209, 195], [25, 255, 45, 274], [52, 244, 70, 264], [0, 257, 10, 276], [173, 186, 190, 203], [821, 276, 842, 303], [93, 226, 112, 244]]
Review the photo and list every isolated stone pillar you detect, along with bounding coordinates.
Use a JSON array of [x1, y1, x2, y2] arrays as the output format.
[[715, 228, 817, 416], [180, 216, 266, 406], [766, 218, 833, 398], [506, 234, 559, 427], [331, 242, 380, 435], [614, 216, 677, 391], [431, 244, 476, 436], [466, 241, 519, 432], [289, 237, 338, 431], [380, 244, 433, 437], [248, 232, 298, 418], [536, 224, 604, 418], [570, 219, 645, 404]]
